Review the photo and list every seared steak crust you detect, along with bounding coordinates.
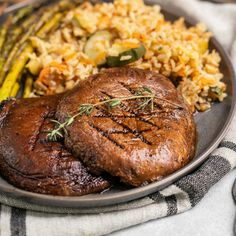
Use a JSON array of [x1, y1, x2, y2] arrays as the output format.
[[57, 68, 196, 186], [0, 95, 110, 196]]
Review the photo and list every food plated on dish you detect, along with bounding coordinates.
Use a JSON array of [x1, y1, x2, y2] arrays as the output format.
[[0, 66, 196, 195], [0, 0, 233, 201]]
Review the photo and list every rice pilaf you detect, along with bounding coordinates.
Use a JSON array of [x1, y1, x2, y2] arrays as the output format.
[[28, 0, 226, 111]]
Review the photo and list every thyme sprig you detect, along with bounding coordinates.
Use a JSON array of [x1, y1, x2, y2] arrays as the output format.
[[47, 87, 180, 141]]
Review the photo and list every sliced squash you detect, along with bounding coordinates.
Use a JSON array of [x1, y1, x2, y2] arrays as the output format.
[[106, 44, 146, 67], [84, 30, 112, 65]]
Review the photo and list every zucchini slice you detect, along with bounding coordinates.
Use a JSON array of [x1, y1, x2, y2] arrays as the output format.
[[84, 30, 112, 65], [106, 44, 146, 67]]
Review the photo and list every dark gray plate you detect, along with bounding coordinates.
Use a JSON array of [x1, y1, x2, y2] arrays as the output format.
[[0, 0, 235, 210]]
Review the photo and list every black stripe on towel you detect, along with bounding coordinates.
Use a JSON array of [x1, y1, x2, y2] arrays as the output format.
[[149, 192, 178, 216], [176, 155, 231, 207], [165, 195, 178, 216], [219, 141, 236, 152], [10, 208, 26, 236], [149, 192, 163, 202]]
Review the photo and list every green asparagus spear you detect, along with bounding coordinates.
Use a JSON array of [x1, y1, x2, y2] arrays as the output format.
[[12, 6, 33, 25], [0, 27, 7, 53], [0, 16, 12, 54], [0, 0, 78, 99], [23, 75, 33, 98], [1, 12, 62, 81], [37, 13, 62, 38], [0, 0, 62, 57], [0, 22, 36, 84], [2, 27, 21, 56], [0, 15, 38, 81], [10, 82, 20, 97], [2, 12, 38, 58], [0, 45, 33, 100], [0, 13, 63, 100], [0, 5, 60, 85], [1, 6, 34, 58], [0, 0, 70, 56]]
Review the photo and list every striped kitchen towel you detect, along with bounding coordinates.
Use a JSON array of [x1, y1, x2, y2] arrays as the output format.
[[1, 129, 235, 235], [0, 0, 236, 235]]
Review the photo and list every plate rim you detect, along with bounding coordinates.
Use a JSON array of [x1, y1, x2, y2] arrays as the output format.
[[0, 0, 235, 209]]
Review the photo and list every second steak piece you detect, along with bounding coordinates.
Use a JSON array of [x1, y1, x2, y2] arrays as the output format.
[[0, 95, 110, 196], [56, 68, 196, 186]]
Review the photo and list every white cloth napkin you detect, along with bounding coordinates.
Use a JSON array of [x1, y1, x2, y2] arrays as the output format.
[[1, 1, 236, 236]]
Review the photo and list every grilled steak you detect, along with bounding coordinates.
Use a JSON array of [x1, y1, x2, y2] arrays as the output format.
[[0, 95, 110, 196], [57, 68, 196, 186]]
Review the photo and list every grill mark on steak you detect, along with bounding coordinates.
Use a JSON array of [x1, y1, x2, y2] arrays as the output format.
[[118, 81, 183, 110], [111, 116, 153, 145], [138, 117, 160, 128], [88, 122, 125, 149], [93, 113, 166, 129], [108, 129, 130, 134], [94, 114, 135, 118], [118, 82, 163, 110], [100, 91, 161, 129], [28, 113, 50, 152], [102, 91, 161, 129], [96, 106, 153, 146], [103, 86, 180, 126], [118, 104, 161, 129], [108, 128, 151, 134]]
